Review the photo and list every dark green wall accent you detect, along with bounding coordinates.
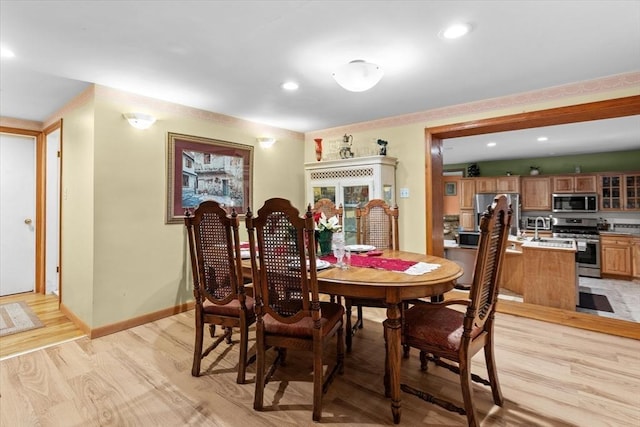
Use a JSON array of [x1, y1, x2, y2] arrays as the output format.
[[446, 149, 640, 177]]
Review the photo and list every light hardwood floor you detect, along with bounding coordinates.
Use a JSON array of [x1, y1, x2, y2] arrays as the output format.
[[1, 303, 639, 426], [0, 292, 85, 359]]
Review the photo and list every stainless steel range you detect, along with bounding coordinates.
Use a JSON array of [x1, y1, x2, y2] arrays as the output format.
[[552, 217, 600, 278]]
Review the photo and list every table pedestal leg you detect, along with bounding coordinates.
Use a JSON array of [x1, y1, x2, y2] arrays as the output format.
[[383, 303, 402, 424]]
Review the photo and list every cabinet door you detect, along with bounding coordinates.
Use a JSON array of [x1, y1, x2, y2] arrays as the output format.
[[552, 176, 574, 193], [459, 209, 475, 231], [475, 178, 496, 193], [624, 174, 640, 210], [633, 237, 640, 279], [575, 175, 597, 193], [521, 177, 551, 210], [599, 174, 622, 210], [459, 179, 475, 209], [311, 184, 338, 204], [496, 176, 520, 193], [601, 236, 632, 276], [341, 183, 371, 245]]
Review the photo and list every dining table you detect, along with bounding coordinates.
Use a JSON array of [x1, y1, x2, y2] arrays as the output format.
[[242, 248, 463, 424]]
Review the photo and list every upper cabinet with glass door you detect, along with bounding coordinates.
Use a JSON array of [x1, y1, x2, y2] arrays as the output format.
[[305, 156, 398, 245]]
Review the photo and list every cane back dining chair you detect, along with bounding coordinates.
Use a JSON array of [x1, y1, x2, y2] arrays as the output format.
[[344, 199, 399, 351], [184, 201, 256, 384], [312, 198, 343, 303], [245, 198, 345, 422], [312, 198, 343, 224], [400, 194, 512, 427]]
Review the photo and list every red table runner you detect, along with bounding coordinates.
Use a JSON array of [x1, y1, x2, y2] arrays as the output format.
[[320, 254, 417, 272]]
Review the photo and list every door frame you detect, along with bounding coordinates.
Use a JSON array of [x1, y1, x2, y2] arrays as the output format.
[[424, 95, 640, 338], [1, 121, 62, 296], [43, 120, 62, 299], [425, 95, 640, 258]]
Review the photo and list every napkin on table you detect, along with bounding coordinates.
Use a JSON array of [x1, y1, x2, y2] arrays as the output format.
[[403, 262, 441, 275]]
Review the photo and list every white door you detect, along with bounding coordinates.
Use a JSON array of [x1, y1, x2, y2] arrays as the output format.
[[0, 133, 36, 296]]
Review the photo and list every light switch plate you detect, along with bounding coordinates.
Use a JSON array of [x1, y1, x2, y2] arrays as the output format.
[[400, 188, 409, 198]]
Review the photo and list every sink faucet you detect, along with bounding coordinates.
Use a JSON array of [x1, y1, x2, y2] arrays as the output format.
[[533, 216, 546, 241]]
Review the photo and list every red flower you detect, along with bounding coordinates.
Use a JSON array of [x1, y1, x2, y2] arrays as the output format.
[[313, 211, 322, 224]]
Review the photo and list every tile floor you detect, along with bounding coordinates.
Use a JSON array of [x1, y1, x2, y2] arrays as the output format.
[[498, 277, 640, 323]]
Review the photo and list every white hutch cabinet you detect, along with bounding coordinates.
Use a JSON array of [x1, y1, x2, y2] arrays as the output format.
[[304, 156, 398, 245]]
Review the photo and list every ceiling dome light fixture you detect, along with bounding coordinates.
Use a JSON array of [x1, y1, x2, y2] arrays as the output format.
[[281, 81, 299, 91], [123, 112, 156, 130], [440, 23, 471, 39], [332, 60, 384, 92]]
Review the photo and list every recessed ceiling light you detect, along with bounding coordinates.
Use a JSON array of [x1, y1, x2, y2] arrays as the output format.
[[537, 136, 548, 142], [487, 142, 497, 147], [1, 47, 15, 58], [440, 23, 471, 40], [281, 81, 299, 91]]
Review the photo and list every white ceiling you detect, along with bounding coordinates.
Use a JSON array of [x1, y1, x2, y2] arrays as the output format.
[[443, 115, 640, 165], [1, 1, 639, 164]]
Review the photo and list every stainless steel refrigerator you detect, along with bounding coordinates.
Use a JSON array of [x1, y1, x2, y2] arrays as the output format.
[[474, 193, 520, 236]]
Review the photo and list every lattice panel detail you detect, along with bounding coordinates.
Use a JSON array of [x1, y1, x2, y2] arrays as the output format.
[[310, 167, 374, 181]]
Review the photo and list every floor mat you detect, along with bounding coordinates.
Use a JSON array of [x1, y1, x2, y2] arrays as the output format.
[[0, 301, 45, 337], [578, 292, 614, 313]]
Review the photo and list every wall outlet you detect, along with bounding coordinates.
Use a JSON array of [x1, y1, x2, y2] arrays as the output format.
[[400, 188, 409, 198]]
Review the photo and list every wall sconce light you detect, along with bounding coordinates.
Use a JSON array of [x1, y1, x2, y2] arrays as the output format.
[[123, 113, 156, 129], [257, 137, 276, 148], [332, 59, 384, 92]]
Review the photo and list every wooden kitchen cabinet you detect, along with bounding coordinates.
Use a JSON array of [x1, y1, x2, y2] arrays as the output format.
[[459, 179, 476, 209], [599, 172, 640, 211], [475, 178, 497, 193], [600, 234, 633, 277], [496, 176, 520, 193], [472, 176, 520, 194], [552, 174, 597, 193], [521, 176, 551, 211], [499, 248, 524, 294], [633, 237, 640, 280], [624, 174, 640, 210], [599, 174, 622, 210], [522, 244, 577, 311], [459, 209, 475, 231]]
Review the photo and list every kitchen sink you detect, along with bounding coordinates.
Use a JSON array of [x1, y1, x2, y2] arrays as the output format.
[[534, 238, 574, 248]]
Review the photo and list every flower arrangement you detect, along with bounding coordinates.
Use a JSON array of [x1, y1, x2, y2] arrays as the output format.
[[313, 212, 341, 256], [312, 212, 342, 233]]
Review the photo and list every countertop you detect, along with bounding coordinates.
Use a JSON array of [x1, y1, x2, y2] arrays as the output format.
[[599, 230, 640, 237], [521, 237, 577, 251], [444, 235, 576, 252]]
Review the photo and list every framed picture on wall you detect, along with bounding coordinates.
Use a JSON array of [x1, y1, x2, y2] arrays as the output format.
[[444, 182, 457, 196], [166, 132, 253, 224]]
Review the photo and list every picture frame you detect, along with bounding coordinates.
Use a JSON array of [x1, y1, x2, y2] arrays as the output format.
[[166, 132, 253, 224], [444, 181, 457, 196]]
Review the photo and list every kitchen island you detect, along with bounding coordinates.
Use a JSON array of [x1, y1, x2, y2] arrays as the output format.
[[445, 236, 578, 311], [521, 238, 578, 311]]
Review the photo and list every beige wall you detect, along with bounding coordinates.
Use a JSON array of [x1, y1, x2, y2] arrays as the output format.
[[60, 85, 304, 329], [306, 77, 640, 254], [60, 96, 96, 325], [56, 73, 640, 332]]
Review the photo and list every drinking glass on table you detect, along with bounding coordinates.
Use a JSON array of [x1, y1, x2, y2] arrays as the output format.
[[332, 232, 346, 269]]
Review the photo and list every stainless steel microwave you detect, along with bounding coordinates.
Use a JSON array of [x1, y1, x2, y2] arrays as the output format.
[[552, 193, 598, 213]]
